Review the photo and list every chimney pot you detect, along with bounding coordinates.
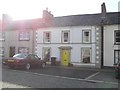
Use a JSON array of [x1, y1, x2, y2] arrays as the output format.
[[46, 7, 48, 11], [101, 2, 106, 14]]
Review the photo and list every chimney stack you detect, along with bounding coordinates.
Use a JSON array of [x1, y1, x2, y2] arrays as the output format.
[[2, 14, 12, 23], [2, 14, 12, 30], [101, 2, 108, 24], [42, 8, 54, 23], [101, 2, 107, 19]]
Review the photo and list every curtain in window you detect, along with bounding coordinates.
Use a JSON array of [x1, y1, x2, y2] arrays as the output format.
[[115, 50, 120, 64], [43, 48, 51, 61], [19, 32, 29, 40], [18, 47, 29, 53], [82, 48, 90, 63]]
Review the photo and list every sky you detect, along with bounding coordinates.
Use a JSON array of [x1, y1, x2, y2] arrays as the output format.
[[0, 0, 120, 20]]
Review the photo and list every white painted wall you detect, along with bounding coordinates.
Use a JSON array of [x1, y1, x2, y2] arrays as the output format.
[[36, 26, 97, 64], [104, 25, 119, 66]]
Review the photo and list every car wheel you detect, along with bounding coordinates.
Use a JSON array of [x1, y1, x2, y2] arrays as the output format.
[[25, 63, 31, 70], [41, 63, 46, 68]]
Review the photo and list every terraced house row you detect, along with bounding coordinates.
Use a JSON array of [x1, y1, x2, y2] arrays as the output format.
[[0, 3, 120, 68]]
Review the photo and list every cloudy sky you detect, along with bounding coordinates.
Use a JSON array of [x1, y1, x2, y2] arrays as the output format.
[[0, 0, 119, 20]]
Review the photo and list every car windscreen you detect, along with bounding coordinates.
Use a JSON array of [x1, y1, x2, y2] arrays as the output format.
[[13, 54, 28, 59]]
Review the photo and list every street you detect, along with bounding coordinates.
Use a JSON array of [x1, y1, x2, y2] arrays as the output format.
[[2, 65, 120, 88]]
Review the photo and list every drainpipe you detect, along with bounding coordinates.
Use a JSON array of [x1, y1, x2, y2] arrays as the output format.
[[32, 29, 35, 54], [101, 22, 104, 68], [100, 2, 107, 68]]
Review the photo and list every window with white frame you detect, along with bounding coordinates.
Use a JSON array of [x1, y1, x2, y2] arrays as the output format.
[[42, 47, 51, 61], [81, 48, 91, 63], [43, 32, 51, 43], [19, 31, 30, 41], [114, 30, 120, 44], [82, 30, 91, 43], [0, 47, 4, 57], [18, 47, 29, 54], [0, 32, 5, 41], [62, 31, 70, 43], [114, 50, 120, 64]]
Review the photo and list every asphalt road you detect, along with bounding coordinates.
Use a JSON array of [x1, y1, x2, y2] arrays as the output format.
[[24, 66, 97, 79], [2, 65, 120, 88]]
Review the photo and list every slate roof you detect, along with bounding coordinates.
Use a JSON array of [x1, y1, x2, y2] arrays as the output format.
[[46, 12, 120, 27], [12, 18, 43, 29], [105, 12, 120, 25], [53, 14, 101, 27], [3, 12, 120, 30], [4, 18, 43, 30]]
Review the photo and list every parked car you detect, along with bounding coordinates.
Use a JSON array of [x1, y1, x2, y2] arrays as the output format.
[[6, 53, 46, 70], [114, 61, 120, 79]]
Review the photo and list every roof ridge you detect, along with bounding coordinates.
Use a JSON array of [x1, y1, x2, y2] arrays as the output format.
[[54, 13, 100, 18], [54, 12, 120, 18]]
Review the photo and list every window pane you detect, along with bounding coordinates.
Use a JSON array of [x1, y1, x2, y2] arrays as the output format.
[[115, 30, 120, 43], [19, 32, 29, 40], [84, 32, 89, 42], [82, 48, 90, 63], [115, 51, 118, 63], [85, 32, 89, 36], [62, 31, 69, 43], [83, 30, 90, 43], [18, 47, 29, 54], [64, 33, 68, 38], [119, 51, 120, 61], [20, 32, 23, 40], [44, 32, 50, 42], [64, 32, 68, 42], [46, 33, 50, 38], [43, 48, 51, 61], [46, 33, 50, 42], [116, 38, 120, 42], [114, 51, 120, 63], [116, 31, 120, 36], [0, 32, 5, 40]]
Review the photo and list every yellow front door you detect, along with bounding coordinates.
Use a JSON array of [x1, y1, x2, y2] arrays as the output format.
[[61, 49, 69, 66]]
